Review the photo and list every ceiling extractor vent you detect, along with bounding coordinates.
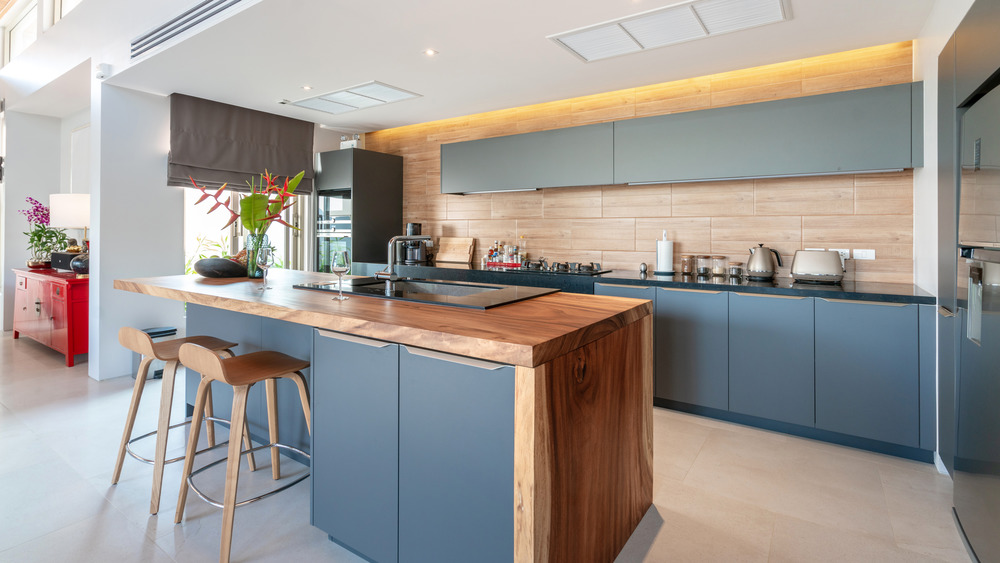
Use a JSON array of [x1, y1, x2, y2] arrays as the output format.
[[130, 0, 247, 61], [286, 81, 421, 116], [549, 0, 789, 62]]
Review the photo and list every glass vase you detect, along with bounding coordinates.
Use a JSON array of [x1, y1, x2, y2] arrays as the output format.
[[245, 233, 269, 279]]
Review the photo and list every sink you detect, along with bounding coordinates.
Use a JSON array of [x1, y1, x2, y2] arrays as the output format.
[[293, 277, 559, 309]]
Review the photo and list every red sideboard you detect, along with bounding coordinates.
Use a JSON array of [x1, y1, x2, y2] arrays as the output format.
[[13, 268, 89, 367]]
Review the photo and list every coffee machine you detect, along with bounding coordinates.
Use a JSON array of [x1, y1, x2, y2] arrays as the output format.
[[395, 223, 433, 265]]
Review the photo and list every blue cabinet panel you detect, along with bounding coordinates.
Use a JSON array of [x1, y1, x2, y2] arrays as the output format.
[[815, 300, 919, 447], [262, 318, 312, 454], [440, 122, 614, 193], [918, 305, 936, 451], [729, 293, 815, 427], [655, 288, 729, 409], [398, 346, 514, 563], [311, 330, 399, 563]]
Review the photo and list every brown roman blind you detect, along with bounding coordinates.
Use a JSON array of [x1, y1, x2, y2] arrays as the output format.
[[168, 93, 314, 193]]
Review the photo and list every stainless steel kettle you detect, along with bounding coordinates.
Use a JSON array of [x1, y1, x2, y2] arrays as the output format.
[[746, 243, 782, 280]]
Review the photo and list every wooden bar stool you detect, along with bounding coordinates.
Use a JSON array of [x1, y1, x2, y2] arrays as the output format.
[[112, 327, 257, 515], [174, 343, 311, 563]]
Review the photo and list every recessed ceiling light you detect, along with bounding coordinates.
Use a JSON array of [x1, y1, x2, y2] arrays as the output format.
[[550, 0, 789, 62], [288, 81, 422, 116], [424, 48, 439, 56], [302, 85, 313, 90]]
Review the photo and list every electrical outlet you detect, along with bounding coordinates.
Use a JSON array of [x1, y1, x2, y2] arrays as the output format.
[[853, 249, 876, 260], [829, 249, 850, 261]]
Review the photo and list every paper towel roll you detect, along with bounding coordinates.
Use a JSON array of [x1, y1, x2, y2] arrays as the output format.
[[656, 240, 674, 273]]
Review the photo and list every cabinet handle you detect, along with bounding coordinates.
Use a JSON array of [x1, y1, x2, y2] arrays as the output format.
[[596, 283, 652, 290], [658, 287, 721, 295], [315, 328, 391, 349], [732, 292, 806, 300], [938, 306, 956, 318], [34, 299, 42, 315], [402, 345, 509, 371], [817, 298, 910, 307]]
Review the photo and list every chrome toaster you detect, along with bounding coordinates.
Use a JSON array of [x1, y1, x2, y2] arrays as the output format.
[[790, 250, 845, 283]]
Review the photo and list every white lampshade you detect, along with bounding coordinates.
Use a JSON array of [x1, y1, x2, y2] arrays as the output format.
[[49, 193, 91, 228]]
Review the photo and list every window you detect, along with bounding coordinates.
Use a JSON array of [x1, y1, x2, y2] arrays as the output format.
[[57, 0, 82, 18], [6, 2, 38, 62], [183, 187, 307, 274]]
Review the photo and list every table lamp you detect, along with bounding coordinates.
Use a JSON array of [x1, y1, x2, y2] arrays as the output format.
[[49, 193, 90, 276]]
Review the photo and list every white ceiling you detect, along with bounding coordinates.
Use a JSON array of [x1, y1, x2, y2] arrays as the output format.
[[12, 0, 938, 133]]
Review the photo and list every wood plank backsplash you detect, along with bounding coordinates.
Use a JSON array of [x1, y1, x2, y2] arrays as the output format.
[[365, 41, 915, 283]]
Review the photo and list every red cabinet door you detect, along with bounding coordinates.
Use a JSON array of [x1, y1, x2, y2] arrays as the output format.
[[50, 284, 69, 354], [14, 276, 51, 346]]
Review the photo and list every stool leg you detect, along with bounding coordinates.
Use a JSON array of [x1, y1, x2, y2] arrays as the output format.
[[265, 378, 280, 480], [243, 417, 257, 472], [111, 356, 152, 484], [150, 359, 180, 515], [287, 371, 312, 435], [204, 379, 216, 447], [175, 376, 211, 523], [220, 384, 250, 563]]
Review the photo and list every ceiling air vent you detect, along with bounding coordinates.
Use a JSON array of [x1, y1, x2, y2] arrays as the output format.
[[286, 81, 421, 116], [550, 0, 789, 62], [130, 0, 246, 60]]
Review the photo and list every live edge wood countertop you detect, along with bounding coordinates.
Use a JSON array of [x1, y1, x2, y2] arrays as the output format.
[[114, 269, 652, 367]]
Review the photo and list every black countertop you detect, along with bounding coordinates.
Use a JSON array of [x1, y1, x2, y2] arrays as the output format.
[[353, 263, 936, 305]]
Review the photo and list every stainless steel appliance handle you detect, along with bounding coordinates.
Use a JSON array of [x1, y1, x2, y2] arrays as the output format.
[[315, 329, 392, 349]]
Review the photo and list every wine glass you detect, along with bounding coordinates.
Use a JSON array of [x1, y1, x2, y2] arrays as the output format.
[[331, 251, 350, 301], [257, 247, 274, 291]]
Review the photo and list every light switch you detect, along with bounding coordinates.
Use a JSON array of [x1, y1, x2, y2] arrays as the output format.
[[853, 249, 876, 260]]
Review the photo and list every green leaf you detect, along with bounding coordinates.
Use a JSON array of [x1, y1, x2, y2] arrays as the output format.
[[285, 170, 305, 194], [239, 193, 272, 233]]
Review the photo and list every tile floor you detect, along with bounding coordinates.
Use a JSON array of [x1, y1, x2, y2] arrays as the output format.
[[0, 332, 972, 562]]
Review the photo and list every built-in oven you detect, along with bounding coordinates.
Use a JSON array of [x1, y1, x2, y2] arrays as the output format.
[[316, 189, 351, 274]]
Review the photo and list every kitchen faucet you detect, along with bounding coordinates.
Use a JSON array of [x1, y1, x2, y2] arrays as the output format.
[[375, 235, 432, 282]]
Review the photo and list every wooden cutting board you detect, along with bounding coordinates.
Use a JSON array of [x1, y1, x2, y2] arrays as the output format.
[[435, 237, 475, 263]]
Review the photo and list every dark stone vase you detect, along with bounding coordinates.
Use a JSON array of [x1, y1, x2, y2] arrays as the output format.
[[70, 253, 90, 276]]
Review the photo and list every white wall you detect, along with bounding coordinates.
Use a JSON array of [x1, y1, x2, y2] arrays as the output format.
[[913, 0, 977, 295], [58, 109, 90, 195], [1, 111, 61, 330], [89, 84, 185, 381]]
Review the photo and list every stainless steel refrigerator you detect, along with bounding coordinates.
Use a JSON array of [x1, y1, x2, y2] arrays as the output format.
[[954, 71, 1000, 562]]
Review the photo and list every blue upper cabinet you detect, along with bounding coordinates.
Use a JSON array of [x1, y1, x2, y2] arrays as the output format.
[[614, 82, 922, 184], [440, 122, 614, 193]]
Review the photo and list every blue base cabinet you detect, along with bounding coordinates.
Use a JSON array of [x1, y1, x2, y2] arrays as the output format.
[[398, 346, 515, 563], [312, 330, 399, 563], [656, 288, 729, 410], [729, 293, 815, 427], [814, 299, 920, 447]]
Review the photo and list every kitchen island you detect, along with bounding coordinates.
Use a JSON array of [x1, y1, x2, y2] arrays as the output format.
[[114, 269, 653, 563]]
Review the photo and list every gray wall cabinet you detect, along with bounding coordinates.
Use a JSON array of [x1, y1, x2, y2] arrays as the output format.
[[440, 122, 614, 194], [728, 293, 815, 427], [655, 288, 729, 410], [315, 148, 403, 263], [398, 346, 515, 563], [814, 299, 920, 447], [614, 82, 920, 184], [311, 330, 399, 563]]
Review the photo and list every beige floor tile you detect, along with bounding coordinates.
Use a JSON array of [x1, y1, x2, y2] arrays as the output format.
[[618, 478, 775, 562], [769, 515, 951, 563], [681, 428, 895, 540], [879, 464, 970, 562], [651, 408, 712, 482]]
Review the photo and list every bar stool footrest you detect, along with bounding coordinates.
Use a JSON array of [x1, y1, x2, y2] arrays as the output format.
[[187, 442, 310, 509], [125, 416, 240, 465]]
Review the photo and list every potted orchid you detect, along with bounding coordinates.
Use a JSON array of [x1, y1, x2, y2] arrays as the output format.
[[191, 170, 304, 278], [19, 197, 69, 268]]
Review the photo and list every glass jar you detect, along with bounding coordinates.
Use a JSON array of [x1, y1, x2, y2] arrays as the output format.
[[680, 254, 695, 274], [728, 261, 743, 277], [712, 255, 727, 276], [696, 255, 712, 276]]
